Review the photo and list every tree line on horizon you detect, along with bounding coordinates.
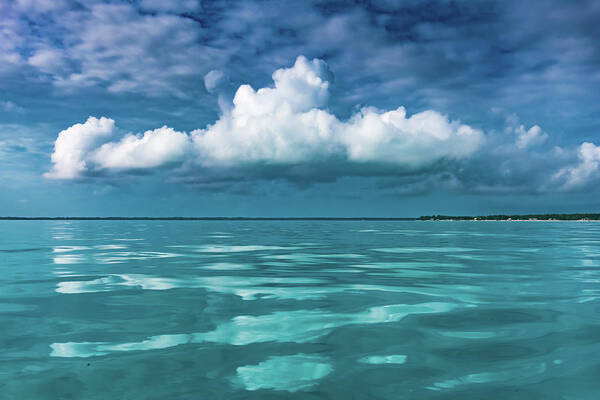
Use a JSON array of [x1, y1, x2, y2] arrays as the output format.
[[418, 214, 600, 221]]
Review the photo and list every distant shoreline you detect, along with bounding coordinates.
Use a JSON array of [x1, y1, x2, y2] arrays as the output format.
[[417, 214, 600, 221]]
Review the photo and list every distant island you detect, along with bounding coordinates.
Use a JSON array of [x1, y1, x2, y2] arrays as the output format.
[[418, 214, 600, 221]]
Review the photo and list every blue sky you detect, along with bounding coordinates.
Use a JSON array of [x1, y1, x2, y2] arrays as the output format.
[[1, 0, 599, 216]]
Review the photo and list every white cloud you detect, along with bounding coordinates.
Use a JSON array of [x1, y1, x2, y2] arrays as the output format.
[[0, 8, 24, 74], [1, 100, 24, 113], [90, 127, 191, 170], [204, 70, 227, 94], [192, 56, 340, 165], [204, 69, 236, 113], [46, 56, 486, 180], [15, 0, 67, 13], [45, 117, 116, 179], [192, 56, 484, 168], [555, 142, 600, 188], [515, 124, 548, 149], [28, 47, 65, 74], [340, 107, 484, 165]]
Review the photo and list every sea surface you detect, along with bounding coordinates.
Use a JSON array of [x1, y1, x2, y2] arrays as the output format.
[[1, 220, 600, 399]]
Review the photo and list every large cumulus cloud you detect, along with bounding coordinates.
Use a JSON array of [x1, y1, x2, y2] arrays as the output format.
[[46, 56, 485, 180], [44, 116, 116, 179], [554, 142, 600, 189], [91, 127, 191, 170]]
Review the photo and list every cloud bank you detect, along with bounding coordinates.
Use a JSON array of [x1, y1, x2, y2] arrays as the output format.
[[46, 56, 485, 180], [45, 56, 600, 193]]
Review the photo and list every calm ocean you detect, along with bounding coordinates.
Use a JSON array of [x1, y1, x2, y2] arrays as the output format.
[[1, 220, 599, 399]]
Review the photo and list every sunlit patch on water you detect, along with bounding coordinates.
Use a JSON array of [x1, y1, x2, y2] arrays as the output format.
[[372, 247, 477, 253], [52, 267, 79, 277], [358, 354, 407, 364], [264, 252, 366, 264], [52, 254, 86, 264], [93, 251, 179, 264], [50, 302, 458, 357], [438, 331, 500, 339], [202, 262, 255, 270], [93, 244, 128, 250], [52, 246, 91, 253], [195, 245, 301, 253], [56, 273, 338, 299], [428, 362, 547, 391], [234, 354, 333, 392]]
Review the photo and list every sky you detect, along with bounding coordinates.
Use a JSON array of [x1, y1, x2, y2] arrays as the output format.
[[1, 0, 599, 217]]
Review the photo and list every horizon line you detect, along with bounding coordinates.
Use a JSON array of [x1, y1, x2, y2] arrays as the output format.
[[1, 213, 599, 221]]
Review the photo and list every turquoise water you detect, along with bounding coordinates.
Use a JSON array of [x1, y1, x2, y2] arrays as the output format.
[[1, 220, 600, 399]]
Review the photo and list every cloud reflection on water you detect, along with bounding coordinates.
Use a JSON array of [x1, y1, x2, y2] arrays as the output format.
[[50, 301, 458, 358]]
